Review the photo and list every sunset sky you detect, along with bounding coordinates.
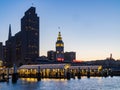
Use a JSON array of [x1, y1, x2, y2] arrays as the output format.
[[0, 0, 120, 61]]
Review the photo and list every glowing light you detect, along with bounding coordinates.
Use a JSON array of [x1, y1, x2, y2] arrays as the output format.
[[57, 32, 62, 40], [73, 60, 83, 63], [21, 78, 37, 82], [56, 44, 63, 47], [98, 66, 102, 71], [57, 58, 64, 61], [0, 60, 3, 66], [64, 64, 70, 69]]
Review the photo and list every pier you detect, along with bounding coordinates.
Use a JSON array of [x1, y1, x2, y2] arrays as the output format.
[[1, 64, 120, 82], [18, 64, 102, 79]]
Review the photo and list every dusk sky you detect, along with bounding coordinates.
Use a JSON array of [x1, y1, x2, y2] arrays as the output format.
[[0, 0, 120, 61]]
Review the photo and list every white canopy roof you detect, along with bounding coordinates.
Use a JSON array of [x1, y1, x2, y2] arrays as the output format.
[[70, 65, 102, 70], [19, 64, 102, 70], [19, 64, 70, 69]]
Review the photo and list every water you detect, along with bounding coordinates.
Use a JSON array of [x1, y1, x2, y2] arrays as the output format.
[[0, 77, 120, 90]]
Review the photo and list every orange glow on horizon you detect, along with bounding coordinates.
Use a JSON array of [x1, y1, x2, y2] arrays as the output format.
[[73, 60, 83, 62]]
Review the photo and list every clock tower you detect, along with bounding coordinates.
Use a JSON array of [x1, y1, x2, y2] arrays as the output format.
[[56, 32, 64, 61]]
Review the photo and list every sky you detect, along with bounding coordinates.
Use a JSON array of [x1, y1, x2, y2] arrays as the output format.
[[0, 0, 120, 61]]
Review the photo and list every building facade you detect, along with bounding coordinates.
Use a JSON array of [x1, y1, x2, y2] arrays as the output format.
[[21, 7, 39, 64], [5, 7, 39, 66], [56, 32, 64, 61], [0, 42, 4, 61], [47, 32, 76, 62], [5, 25, 16, 66], [47, 50, 56, 60], [64, 52, 76, 62]]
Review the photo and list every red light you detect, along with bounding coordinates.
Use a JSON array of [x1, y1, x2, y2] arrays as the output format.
[[57, 58, 64, 61]]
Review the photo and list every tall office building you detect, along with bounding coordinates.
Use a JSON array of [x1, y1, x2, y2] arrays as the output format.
[[56, 32, 64, 61], [21, 7, 39, 63], [0, 42, 3, 61], [5, 7, 39, 66], [5, 25, 16, 66]]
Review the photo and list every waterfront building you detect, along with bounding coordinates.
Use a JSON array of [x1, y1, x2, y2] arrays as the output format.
[[18, 64, 102, 78], [48, 32, 76, 62], [0, 42, 4, 61], [64, 52, 76, 62], [56, 32, 64, 61], [5, 7, 39, 66], [47, 50, 56, 60]]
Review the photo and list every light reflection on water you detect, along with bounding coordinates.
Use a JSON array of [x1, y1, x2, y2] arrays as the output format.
[[0, 77, 120, 90]]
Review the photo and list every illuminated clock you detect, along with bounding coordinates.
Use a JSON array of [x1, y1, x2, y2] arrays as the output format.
[[56, 44, 63, 47]]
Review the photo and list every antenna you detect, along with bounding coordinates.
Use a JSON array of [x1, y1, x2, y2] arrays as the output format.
[[58, 26, 61, 32]]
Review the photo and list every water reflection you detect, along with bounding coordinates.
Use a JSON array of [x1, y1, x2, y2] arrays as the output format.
[[1, 77, 120, 90], [21, 78, 37, 82]]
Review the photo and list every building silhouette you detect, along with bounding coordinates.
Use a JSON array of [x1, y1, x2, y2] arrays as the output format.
[[21, 7, 39, 64], [47, 32, 76, 62], [64, 52, 76, 62], [56, 32, 64, 61], [47, 50, 56, 60], [5, 24, 15, 66], [0, 42, 4, 61], [5, 7, 39, 66]]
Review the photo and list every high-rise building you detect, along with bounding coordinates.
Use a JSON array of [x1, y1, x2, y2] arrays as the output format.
[[5, 7, 39, 66], [0, 42, 4, 61], [5, 24, 16, 66], [64, 52, 76, 62], [21, 7, 39, 64], [56, 32, 64, 61]]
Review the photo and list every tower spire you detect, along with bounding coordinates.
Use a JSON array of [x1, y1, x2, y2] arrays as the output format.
[[57, 32, 62, 40], [8, 24, 12, 40]]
